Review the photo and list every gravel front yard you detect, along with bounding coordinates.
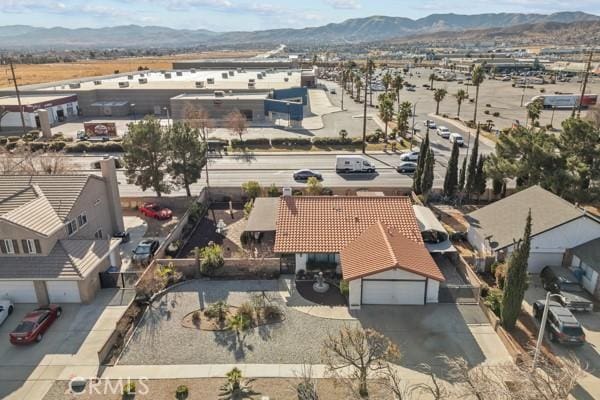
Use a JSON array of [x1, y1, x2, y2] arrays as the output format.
[[118, 280, 356, 365]]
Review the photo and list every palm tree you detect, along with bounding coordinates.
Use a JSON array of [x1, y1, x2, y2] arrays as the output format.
[[378, 94, 395, 141], [382, 72, 392, 94], [433, 88, 448, 115], [471, 64, 485, 124], [526, 98, 543, 127], [355, 76, 363, 101], [429, 73, 436, 90], [392, 74, 404, 114], [455, 89, 468, 119], [366, 59, 376, 106]]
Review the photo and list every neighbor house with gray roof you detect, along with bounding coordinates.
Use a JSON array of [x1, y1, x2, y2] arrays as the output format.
[[0, 159, 124, 304], [466, 185, 600, 273]]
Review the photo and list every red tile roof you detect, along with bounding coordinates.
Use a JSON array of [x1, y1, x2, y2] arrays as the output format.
[[274, 196, 422, 254], [340, 221, 444, 282]]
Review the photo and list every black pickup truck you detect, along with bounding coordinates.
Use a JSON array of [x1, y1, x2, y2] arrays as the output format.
[[540, 266, 594, 312]]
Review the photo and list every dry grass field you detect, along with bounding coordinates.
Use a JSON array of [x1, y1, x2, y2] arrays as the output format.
[[0, 50, 259, 88]]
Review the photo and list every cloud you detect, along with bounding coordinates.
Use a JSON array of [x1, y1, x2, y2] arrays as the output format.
[[325, 0, 360, 10]]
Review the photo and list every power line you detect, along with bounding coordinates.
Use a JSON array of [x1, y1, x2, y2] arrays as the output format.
[[7, 60, 27, 134], [576, 49, 593, 119]]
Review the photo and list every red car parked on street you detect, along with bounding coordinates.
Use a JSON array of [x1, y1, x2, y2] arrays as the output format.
[[139, 203, 173, 220], [9, 305, 62, 345]]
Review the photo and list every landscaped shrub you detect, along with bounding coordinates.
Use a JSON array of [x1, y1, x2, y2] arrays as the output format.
[[102, 141, 124, 152], [65, 141, 123, 153], [231, 138, 270, 148], [262, 304, 282, 321], [192, 311, 201, 325], [28, 142, 48, 152], [48, 141, 67, 151], [365, 134, 379, 143], [175, 385, 189, 399], [122, 382, 136, 396], [540, 88, 546, 93], [494, 263, 507, 289], [484, 110, 490, 115], [442, 113, 449, 118], [545, 124, 553, 130], [485, 103, 491, 107], [65, 142, 89, 153], [0, 137, 7, 146], [338, 129, 348, 139], [339, 280, 349, 297], [492, 112, 500, 117], [7, 136, 20, 143], [204, 301, 228, 321], [199, 244, 224, 275], [480, 282, 490, 298], [237, 302, 255, 320], [267, 183, 281, 197], [484, 289, 503, 317]]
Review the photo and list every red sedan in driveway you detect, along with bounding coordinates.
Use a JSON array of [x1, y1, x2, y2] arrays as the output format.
[[9, 305, 62, 345], [139, 202, 173, 220]]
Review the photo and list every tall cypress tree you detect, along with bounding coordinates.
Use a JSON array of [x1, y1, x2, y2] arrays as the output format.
[[458, 156, 467, 192], [413, 132, 429, 194], [474, 154, 487, 202], [421, 148, 435, 199], [501, 210, 532, 330], [465, 127, 480, 200], [443, 140, 459, 198]]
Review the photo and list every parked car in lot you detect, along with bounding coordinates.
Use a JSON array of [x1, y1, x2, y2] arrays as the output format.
[[449, 133, 465, 146], [0, 300, 14, 326], [532, 300, 585, 345], [436, 126, 451, 139], [540, 266, 593, 312], [132, 239, 160, 266], [329, 88, 336, 94], [9, 305, 62, 345], [139, 203, 173, 220], [293, 169, 323, 181], [399, 150, 419, 162], [396, 161, 417, 173]]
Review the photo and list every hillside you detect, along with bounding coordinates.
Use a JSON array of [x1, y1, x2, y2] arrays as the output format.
[[0, 12, 598, 49]]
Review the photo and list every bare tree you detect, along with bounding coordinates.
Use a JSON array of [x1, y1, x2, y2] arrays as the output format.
[[514, 354, 585, 400], [293, 364, 319, 400], [585, 103, 600, 129], [322, 326, 400, 398], [0, 146, 72, 175], [225, 109, 248, 141], [183, 102, 214, 140]]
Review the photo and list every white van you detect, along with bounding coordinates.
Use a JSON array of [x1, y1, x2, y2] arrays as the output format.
[[335, 155, 376, 173], [449, 133, 464, 147]]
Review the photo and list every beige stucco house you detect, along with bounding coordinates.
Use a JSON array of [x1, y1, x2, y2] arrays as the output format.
[[0, 159, 124, 304]]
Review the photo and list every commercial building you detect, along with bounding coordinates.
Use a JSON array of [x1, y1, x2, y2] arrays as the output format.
[[0, 94, 78, 130]]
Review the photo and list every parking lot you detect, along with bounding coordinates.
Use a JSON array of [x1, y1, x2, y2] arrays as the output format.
[[118, 279, 510, 374]]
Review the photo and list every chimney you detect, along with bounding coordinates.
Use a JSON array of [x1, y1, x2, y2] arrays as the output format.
[[282, 187, 292, 197], [37, 109, 52, 138], [100, 158, 125, 234]]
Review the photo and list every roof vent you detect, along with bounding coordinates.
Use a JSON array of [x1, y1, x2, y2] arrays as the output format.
[[282, 187, 292, 197]]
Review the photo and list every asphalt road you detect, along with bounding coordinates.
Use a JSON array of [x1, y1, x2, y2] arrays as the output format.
[[61, 153, 447, 197]]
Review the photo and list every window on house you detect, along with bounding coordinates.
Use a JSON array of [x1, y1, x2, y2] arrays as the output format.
[[94, 229, 103, 240], [77, 213, 88, 228], [22, 239, 41, 254], [0, 239, 19, 255], [67, 220, 77, 236]]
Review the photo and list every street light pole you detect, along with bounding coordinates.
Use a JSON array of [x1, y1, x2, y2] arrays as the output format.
[[532, 291, 561, 370], [362, 59, 370, 154], [410, 102, 417, 152]]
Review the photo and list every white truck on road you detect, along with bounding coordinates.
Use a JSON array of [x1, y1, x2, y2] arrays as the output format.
[[335, 155, 376, 173], [527, 94, 598, 109]]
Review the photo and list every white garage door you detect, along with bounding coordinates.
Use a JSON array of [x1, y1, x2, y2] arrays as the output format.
[[47, 281, 81, 303], [362, 280, 425, 305], [0, 281, 37, 303], [528, 252, 564, 274]]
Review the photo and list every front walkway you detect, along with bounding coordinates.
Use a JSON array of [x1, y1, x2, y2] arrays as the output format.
[[280, 277, 355, 320]]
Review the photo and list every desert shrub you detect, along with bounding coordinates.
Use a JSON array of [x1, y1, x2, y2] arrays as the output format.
[[175, 385, 189, 399], [365, 133, 379, 143], [540, 88, 546, 93], [465, 120, 476, 128], [267, 183, 281, 197], [545, 124, 553, 130], [485, 103, 491, 107], [65, 142, 89, 153], [102, 142, 124, 152], [122, 382, 136, 395], [192, 311, 201, 324], [7, 136, 20, 143], [442, 113, 449, 118], [28, 142, 48, 152], [204, 301, 228, 321], [48, 141, 66, 151], [237, 302, 255, 320], [485, 289, 503, 317], [492, 112, 500, 117], [0, 137, 7, 146], [484, 110, 490, 115], [262, 304, 282, 321], [51, 133, 65, 140]]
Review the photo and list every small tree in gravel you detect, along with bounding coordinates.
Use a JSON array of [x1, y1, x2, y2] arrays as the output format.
[[306, 176, 323, 195], [322, 326, 400, 398], [220, 367, 255, 399]]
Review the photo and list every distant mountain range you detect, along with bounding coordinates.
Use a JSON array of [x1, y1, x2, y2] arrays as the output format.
[[0, 12, 599, 49]]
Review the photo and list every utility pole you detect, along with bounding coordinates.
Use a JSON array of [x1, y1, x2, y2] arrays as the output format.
[[362, 59, 370, 154], [576, 49, 593, 119], [8, 60, 27, 134]]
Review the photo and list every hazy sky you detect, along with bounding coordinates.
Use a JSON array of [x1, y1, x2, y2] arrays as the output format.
[[1, 0, 599, 31]]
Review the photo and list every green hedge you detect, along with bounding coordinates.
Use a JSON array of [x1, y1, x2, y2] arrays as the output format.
[[312, 137, 352, 146], [231, 138, 270, 148], [65, 141, 124, 153], [271, 137, 312, 146]]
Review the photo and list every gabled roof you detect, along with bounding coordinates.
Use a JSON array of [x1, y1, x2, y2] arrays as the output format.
[[0, 175, 97, 221], [0, 239, 119, 280], [340, 221, 444, 282], [245, 197, 279, 232], [1, 186, 62, 236], [274, 196, 422, 253], [572, 238, 600, 270], [466, 185, 595, 250]]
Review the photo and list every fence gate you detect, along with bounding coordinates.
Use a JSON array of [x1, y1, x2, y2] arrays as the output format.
[[99, 271, 142, 289], [438, 284, 480, 304]]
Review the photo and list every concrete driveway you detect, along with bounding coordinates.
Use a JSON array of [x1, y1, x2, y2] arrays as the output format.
[[0, 289, 132, 399], [119, 279, 510, 374], [524, 274, 600, 398]]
